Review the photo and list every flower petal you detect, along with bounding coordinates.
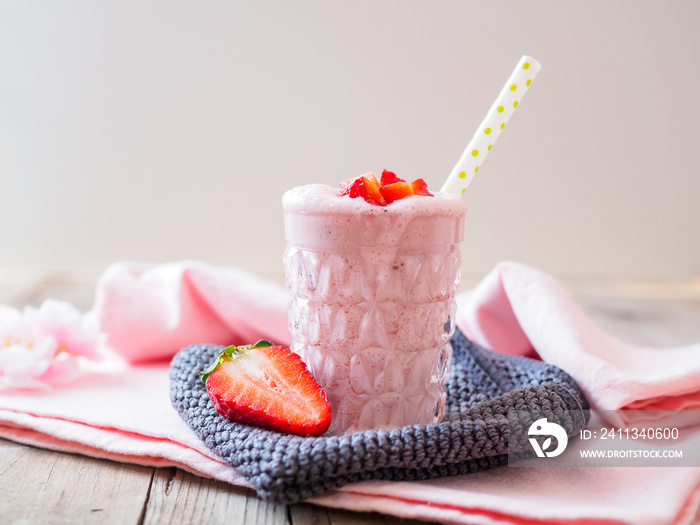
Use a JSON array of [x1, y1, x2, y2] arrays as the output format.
[[37, 355, 80, 385], [0, 338, 56, 377]]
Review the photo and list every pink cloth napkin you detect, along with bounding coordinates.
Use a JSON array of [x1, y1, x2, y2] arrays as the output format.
[[455, 262, 700, 428], [1, 260, 699, 525], [94, 261, 291, 363]]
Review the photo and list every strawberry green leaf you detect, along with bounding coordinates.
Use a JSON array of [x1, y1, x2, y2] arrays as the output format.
[[199, 344, 238, 384], [199, 341, 276, 384]]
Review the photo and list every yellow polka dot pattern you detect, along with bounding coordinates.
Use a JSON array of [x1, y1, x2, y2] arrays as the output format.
[[440, 55, 541, 196]]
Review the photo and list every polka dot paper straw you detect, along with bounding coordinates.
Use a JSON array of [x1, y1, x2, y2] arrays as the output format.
[[441, 56, 542, 195]]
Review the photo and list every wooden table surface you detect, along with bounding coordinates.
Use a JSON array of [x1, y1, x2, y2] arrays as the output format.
[[2, 272, 700, 525]]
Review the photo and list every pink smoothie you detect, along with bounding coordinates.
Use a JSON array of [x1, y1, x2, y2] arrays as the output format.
[[283, 183, 466, 434]]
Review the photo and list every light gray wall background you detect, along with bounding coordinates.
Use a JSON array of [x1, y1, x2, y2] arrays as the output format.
[[2, 1, 699, 279]]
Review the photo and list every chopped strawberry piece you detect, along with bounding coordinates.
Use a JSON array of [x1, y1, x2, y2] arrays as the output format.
[[339, 177, 359, 197], [338, 172, 386, 205], [380, 169, 401, 186], [201, 341, 331, 437], [411, 178, 434, 197], [360, 172, 386, 205], [380, 180, 414, 203]]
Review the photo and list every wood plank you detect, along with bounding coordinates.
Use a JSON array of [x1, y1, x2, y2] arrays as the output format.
[[0, 271, 96, 314], [0, 271, 49, 308], [289, 502, 442, 525], [0, 437, 153, 524], [289, 503, 331, 525], [141, 468, 436, 525], [0, 269, 44, 301], [575, 294, 700, 347], [24, 281, 97, 312], [141, 468, 288, 525]]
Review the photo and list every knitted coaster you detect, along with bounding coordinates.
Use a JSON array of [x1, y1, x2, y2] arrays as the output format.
[[170, 329, 589, 504]]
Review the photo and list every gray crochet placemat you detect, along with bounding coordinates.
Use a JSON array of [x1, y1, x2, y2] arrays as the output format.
[[170, 329, 589, 504]]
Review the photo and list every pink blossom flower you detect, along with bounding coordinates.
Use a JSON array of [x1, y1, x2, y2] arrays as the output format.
[[0, 300, 105, 390], [26, 299, 103, 359]]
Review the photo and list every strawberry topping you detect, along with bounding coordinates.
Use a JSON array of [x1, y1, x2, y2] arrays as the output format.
[[380, 180, 414, 203], [411, 178, 433, 197], [339, 172, 386, 205], [339, 170, 433, 206], [380, 169, 401, 186]]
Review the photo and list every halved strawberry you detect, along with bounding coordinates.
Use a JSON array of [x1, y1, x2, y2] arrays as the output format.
[[200, 340, 331, 437], [380, 180, 414, 203], [380, 169, 401, 186], [411, 178, 434, 197], [339, 172, 386, 205]]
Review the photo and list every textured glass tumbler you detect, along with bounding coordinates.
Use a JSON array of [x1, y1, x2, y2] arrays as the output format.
[[283, 186, 465, 435]]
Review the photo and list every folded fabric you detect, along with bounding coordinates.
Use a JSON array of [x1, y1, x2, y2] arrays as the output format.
[[1, 260, 699, 524], [93, 261, 291, 363], [455, 262, 700, 427], [169, 330, 589, 503]]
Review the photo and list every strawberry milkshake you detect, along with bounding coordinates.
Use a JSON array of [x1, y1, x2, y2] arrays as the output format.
[[283, 172, 466, 434]]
